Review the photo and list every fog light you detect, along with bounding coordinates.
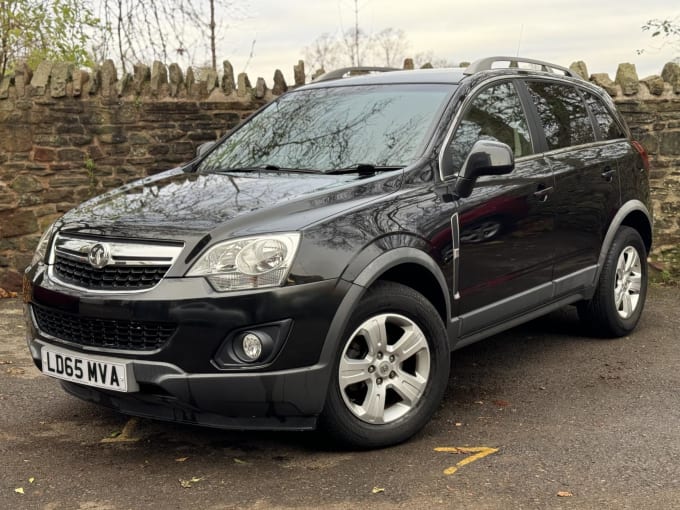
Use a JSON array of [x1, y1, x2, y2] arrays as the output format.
[[242, 333, 263, 361], [213, 322, 290, 368]]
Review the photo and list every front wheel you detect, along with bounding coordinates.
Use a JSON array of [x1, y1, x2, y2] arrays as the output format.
[[320, 281, 450, 449], [578, 226, 648, 337]]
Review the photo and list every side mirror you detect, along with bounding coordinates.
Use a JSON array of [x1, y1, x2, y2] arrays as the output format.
[[454, 140, 514, 198], [196, 141, 216, 157]]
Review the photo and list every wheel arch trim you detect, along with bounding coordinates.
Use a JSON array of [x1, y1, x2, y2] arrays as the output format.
[[353, 247, 449, 297], [314, 248, 452, 407], [596, 199, 652, 282]]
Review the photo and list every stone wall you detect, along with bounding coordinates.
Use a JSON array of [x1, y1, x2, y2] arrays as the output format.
[[0, 58, 302, 290], [0, 57, 679, 291], [596, 61, 680, 276]]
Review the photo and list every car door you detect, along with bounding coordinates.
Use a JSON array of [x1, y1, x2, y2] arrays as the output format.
[[522, 80, 621, 289], [582, 89, 647, 211], [438, 79, 556, 337]]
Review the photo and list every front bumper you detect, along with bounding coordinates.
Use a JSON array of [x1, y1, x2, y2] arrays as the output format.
[[25, 266, 355, 430]]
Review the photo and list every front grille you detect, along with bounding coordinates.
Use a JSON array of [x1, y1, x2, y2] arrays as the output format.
[[33, 304, 176, 351], [49, 234, 184, 292], [54, 255, 169, 291]]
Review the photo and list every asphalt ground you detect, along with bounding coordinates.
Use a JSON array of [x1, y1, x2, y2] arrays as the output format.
[[1, 285, 679, 509]]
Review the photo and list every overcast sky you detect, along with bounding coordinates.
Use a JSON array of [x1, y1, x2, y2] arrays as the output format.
[[210, 0, 678, 85]]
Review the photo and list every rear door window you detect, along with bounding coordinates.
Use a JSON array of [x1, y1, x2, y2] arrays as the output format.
[[526, 81, 596, 150]]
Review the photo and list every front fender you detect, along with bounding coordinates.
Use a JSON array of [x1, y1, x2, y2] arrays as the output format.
[[317, 243, 451, 375]]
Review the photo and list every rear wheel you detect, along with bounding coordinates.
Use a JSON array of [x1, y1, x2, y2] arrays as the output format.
[[321, 281, 449, 449], [578, 226, 648, 337]]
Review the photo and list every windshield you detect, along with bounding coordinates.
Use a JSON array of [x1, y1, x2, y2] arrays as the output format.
[[198, 84, 452, 173]]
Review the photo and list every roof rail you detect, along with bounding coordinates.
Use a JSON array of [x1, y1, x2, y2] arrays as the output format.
[[464, 57, 577, 78], [313, 66, 400, 83]]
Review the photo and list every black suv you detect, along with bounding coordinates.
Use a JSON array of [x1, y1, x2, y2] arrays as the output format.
[[24, 57, 652, 448]]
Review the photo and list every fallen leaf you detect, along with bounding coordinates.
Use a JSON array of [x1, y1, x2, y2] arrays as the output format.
[[175, 457, 189, 462], [14, 488, 24, 495], [557, 491, 573, 497], [233, 458, 249, 465], [108, 431, 121, 438], [492, 400, 510, 407], [28, 477, 35, 484], [0, 288, 17, 299], [371, 487, 385, 494], [179, 476, 203, 488]]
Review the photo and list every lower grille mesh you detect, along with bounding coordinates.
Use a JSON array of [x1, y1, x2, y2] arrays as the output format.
[[33, 304, 176, 351]]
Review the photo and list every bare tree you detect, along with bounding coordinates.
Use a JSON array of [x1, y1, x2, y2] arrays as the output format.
[[303, 0, 448, 75], [303, 27, 451, 76], [303, 33, 343, 74], [90, 0, 246, 73], [413, 51, 454, 69], [373, 28, 408, 68], [304, 28, 401, 72], [340, 27, 371, 67]]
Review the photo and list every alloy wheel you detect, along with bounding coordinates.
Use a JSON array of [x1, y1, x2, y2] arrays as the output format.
[[338, 313, 431, 424], [614, 246, 642, 319]]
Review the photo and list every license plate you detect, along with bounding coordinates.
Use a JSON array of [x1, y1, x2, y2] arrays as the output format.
[[41, 346, 138, 393]]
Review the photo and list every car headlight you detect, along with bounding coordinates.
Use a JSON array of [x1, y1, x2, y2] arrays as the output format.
[[186, 233, 300, 291], [30, 222, 57, 267]]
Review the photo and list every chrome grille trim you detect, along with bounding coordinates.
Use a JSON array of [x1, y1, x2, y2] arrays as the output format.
[[48, 233, 184, 293], [51, 236, 182, 266]]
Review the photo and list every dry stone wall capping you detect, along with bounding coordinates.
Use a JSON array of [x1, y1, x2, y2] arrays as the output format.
[[0, 58, 679, 291]]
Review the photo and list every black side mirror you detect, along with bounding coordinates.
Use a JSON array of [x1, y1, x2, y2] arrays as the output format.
[[454, 140, 514, 198]]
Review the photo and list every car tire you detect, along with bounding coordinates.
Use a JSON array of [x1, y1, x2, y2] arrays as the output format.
[[320, 281, 450, 449], [578, 226, 648, 337]]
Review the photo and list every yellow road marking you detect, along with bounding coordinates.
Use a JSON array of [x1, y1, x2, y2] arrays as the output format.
[[434, 446, 499, 475]]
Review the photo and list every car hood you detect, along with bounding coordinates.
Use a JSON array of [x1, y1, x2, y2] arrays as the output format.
[[58, 167, 401, 241]]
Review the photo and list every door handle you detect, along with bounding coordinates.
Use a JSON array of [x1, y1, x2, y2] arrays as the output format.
[[533, 184, 553, 202], [601, 167, 616, 182]]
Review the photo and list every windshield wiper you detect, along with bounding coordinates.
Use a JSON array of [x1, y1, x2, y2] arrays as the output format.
[[325, 164, 403, 175], [214, 164, 280, 172], [213, 165, 323, 174]]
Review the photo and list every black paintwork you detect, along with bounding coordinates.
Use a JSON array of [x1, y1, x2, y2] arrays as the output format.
[[24, 65, 653, 431]]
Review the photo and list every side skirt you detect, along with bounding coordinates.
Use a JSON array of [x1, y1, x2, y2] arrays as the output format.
[[449, 265, 597, 351]]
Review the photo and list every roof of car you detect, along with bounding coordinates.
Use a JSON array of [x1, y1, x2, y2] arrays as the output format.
[[298, 57, 582, 91]]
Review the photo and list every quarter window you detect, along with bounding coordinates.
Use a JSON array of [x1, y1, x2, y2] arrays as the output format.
[[444, 81, 533, 178], [526, 81, 596, 150], [583, 91, 625, 140]]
